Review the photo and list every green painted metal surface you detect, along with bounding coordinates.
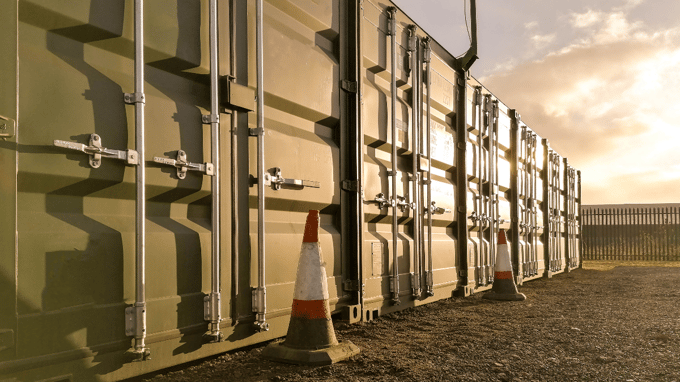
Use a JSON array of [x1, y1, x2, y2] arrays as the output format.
[[0, 1, 582, 381]]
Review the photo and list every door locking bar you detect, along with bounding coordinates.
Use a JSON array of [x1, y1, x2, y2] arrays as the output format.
[[263, 167, 320, 190], [153, 150, 214, 179], [369, 193, 393, 209], [54, 133, 139, 168], [428, 201, 451, 215]]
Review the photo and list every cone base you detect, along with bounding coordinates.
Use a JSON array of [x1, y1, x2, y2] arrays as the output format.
[[482, 290, 527, 301], [262, 339, 360, 365]]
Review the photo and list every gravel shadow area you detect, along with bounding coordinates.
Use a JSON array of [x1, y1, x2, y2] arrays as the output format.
[[134, 267, 680, 382]]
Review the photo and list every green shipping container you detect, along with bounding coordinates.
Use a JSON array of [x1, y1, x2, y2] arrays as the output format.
[[0, 0, 581, 380]]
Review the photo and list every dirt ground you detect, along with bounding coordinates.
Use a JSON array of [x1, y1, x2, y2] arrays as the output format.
[[135, 263, 680, 382]]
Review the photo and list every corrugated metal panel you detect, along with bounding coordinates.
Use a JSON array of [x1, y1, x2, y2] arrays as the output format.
[[0, 0, 583, 380]]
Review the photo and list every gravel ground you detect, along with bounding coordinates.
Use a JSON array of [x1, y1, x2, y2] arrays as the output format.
[[135, 266, 680, 382]]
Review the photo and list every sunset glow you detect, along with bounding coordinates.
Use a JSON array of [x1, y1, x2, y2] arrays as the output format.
[[395, 0, 680, 204]]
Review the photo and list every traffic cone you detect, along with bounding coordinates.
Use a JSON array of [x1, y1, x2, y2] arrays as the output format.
[[262, 210, 360, 365], [483, 230, 526, 301]]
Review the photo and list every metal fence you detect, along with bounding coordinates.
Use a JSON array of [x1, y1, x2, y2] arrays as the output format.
[[582, 206, 680, 261]]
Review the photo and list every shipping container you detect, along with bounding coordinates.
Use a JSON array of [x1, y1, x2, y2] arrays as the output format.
[[0, 0, 581, 381]]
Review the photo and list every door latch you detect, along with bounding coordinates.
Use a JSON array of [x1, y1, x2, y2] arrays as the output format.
[[263, 167, 320, 190], [153, 150, 214, 179], [0, 115, 16, 139], [428, 201, 451, 215], [54, 134, 139, 168]]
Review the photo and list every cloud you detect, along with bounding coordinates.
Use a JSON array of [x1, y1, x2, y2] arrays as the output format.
[[571, 9, 603, 28], [524, 21, 538, 30], [531, 33, 556, 49], [483, 9, 680, 204]]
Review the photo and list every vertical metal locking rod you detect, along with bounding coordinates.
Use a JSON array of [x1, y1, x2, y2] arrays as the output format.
[[229, 0, 239, 324], [207, 0, 222, 340], [523, 127, 529, 276], [387, 7, 400, 305], [254, 0, 269, 331], [424, 37, 434, 296], [408, 25, 421, 298], [476, 89, 483, 285], [489, 99, 498, 282], [416, 37, 425, 292], [577, 170, 582, 268], [133, 0, 148, 358], [532, 134, 538, 274]]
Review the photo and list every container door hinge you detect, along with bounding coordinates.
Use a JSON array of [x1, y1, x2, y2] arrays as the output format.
[[263, 167, 320, 190], [153, 150, 214, 179], [54, 133, 139, 168], [0, 115, 16, 139], [343, 279, 360, 292], [341, 80, 358, 93]]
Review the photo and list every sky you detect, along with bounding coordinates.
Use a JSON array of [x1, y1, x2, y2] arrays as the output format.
[[393, 0, 680, 205]]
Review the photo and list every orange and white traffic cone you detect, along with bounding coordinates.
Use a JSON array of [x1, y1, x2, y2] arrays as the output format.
[[483, 229, 526, 301], [262, 210, 360, 365]]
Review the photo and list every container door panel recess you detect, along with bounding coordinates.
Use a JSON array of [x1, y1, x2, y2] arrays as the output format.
[[248, 0, 343, 333]]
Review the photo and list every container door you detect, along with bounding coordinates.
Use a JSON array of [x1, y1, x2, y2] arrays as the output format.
[[13, 0, 223, 374], [245, 0, 345, 328], [0, 0, 18, 363], [565, 164, 579, 269], [360, 1, 414, 312], [465, 86, 495, 289]]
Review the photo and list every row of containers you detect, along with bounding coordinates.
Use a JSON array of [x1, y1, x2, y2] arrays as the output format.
[[0, 0, 581, 381]]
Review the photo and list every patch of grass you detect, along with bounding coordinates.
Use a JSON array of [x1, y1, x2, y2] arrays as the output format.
[[582, 260, 680, 271]]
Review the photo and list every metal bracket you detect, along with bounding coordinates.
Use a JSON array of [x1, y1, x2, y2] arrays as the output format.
[[396, 195, 414, 212], [343, 279, 360, 292], [263, 167, 320, 190], [0, 115, 16, 139], [429, 201, 451, 215], [124, 92, 145, 104], [407, 25, 417, 52], [341, 80, 358, 93], [423, 37, 431, 63], [201, 114, 220, 124], [369, 193, 392, 209], [386, 7, 396, 35], [341, 179, 360, 192], [153, 150, 214, 179], [248, 127, 263, 136], [251, 286, 266, 313], [54, 134, 139, 168]]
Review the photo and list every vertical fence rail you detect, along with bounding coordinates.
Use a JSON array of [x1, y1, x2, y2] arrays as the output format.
[[582, 205, 680, 261]]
